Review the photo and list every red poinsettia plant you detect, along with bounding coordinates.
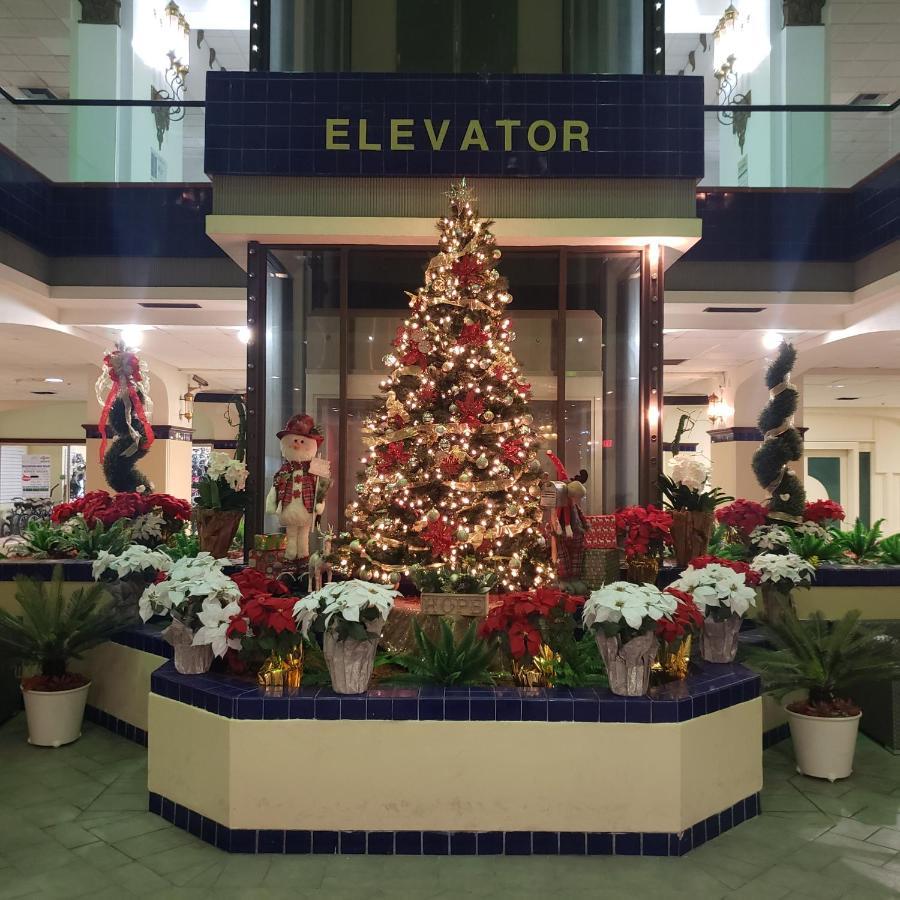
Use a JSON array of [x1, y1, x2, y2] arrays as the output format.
[[656, 587, 703, 645], [225, 569, 301, 671], [614, 505, 673, 559], [52, 490, 190, 529], [480, 587, 583, 660], [689, 555, 761, 586], [715, 499, 768, 539], [803, 499, 845, 525]]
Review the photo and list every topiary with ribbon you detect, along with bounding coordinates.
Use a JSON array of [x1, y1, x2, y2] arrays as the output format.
[[96, 342, 155, 493], [751, 341, 805, 523]]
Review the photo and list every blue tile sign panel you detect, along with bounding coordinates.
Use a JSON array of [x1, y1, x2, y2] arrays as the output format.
[[204, 72, 704, 179]]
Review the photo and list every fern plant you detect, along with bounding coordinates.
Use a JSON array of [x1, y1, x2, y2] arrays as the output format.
[[164, 530, 201, 561], [0, 567, 124, 679], [789, 530, 844, 565], [877, 534, 900, 565], [7, 520, 74, 559], [391, 619, 496, 686], [67, 519, 131, 559], [744, 608, 900, 706], [834, 519, 884, 563]]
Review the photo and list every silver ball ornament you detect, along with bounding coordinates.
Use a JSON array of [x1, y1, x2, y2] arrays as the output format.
[[426, 508, 440, 522], [476, 454, 489, 469]]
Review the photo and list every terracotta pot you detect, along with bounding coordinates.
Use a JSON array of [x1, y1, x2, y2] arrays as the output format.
[[700, 614, 742, 663], [594, 630, 658, 696], [670, 509, 714, 567], [625, 554, 659, 585], [196, 509, 243, 558]]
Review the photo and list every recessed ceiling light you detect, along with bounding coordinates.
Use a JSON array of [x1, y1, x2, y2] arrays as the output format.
[[368, 335, 374, 342], [577, 337, 584, 343], [762, 331, 783, 350], [44, 377, 64, 383], [831, 383, 845, 388]]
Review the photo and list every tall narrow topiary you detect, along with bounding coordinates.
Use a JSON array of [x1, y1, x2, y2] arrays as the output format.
[[96, 342, 155, 493], [751, 341, 806, 522]]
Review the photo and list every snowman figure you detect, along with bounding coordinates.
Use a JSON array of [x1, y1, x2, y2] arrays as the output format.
[[265, 414, 331, 563]]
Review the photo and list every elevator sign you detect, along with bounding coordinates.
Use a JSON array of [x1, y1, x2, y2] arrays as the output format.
[[204, 72, 705, 180]]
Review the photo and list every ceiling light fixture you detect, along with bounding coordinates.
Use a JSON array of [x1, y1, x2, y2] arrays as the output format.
[[120, 326, 145, 349], [43, 377, 64, 383], [762, 331, 783, 351]]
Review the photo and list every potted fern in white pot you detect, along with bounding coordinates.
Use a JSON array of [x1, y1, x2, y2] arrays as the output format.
[[0, 567, 123, 747], [746, 608, 900, 781]]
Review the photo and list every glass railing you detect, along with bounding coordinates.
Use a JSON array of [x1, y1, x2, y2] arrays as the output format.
[[0, 88, 895, 189], [701, 102, 899, 189], [0, 92, 207, 184]]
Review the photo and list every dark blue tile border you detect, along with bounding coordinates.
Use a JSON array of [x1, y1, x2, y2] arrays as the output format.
[[762, 722, 790, 749], [148, 791, 760, 857], [149, 660, 760, 724], [84, 704, 147, 747]]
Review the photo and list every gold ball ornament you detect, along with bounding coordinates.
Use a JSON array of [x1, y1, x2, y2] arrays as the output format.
[[492, 249, 501, 259], [522, 413, 534, 425], [456, 526, 470, 542], [459, 472, 472, 483], [479, 359, 491, 370], [442, 361, 453, 372], [435, 424, 446, 436], [482, 410, 495, 422], [426, 508, 440, 522], [438, 438, 451, 452], [449, 403, 458, 414], [423, 412, 434, 423]]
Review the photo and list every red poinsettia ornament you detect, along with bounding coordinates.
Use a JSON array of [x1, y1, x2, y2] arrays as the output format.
[[458, 323, 489, 347], [421, 518, 455, 557], [456, 390, 485, 428], [451, 254, 483, 286], [376, 441, 411, 474], [501, 438, 526, 466]]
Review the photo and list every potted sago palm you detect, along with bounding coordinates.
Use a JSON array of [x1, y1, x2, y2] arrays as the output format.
[[746, 609, 900, 781], [0, 567, 123, 746], [293, 579, 398, 694]]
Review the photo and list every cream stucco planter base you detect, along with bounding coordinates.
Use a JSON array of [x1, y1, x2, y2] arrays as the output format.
[[787, 707, 861, 782], [22, 682, 90, 748]]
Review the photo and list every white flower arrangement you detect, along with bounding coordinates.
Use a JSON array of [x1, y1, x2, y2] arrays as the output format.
[[138, 552, 241, 654], [670, 563, 757, 619], [751, 552, 815, 589], [582, 582, 677, 635], [92, 545, 173, 582], [667, 454, 710, 492], [795, 521, 832, 541], [749, 524, 793, 551], [205, 451, 249, 492], [293, 579, 398, 641], [129, 511, 166, 542]]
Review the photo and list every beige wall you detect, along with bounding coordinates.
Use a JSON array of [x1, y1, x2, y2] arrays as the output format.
[[149, 695, 761, 833], [191, 402, 241, 444], [0, 401, 84, 440]]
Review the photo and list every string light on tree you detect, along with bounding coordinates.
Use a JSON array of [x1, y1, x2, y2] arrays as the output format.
[[334, 180, 549, 590]]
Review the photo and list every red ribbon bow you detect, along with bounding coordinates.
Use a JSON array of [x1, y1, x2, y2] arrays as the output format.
[[97, 350, 155, 463]]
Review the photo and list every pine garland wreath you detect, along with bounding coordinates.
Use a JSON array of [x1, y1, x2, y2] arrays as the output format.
[[751, 341, 806, 521]]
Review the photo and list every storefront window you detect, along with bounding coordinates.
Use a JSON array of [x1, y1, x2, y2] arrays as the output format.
[[255, 245, 649, 535], [267, 0, 646, 74]]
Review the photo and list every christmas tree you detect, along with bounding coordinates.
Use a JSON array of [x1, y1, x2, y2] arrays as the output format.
[[335, 182, 550, 591]]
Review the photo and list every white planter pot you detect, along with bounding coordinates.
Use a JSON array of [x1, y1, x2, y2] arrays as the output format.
[[22, 682, 90, 748], [787, 707, 861, 781]]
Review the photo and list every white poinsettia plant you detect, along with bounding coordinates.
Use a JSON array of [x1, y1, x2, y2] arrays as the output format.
[[195, 451, 248, 511], [139, 553, 242, 657], [749, 524, 792, 552], [582, 582, 678, 640], [751, 552, 815, 593], [293, 579, 398, 643], [92, 544, 173, 583], [670, 562, 757, 622]]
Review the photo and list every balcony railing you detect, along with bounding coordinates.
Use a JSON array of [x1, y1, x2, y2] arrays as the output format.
[[0, 87, 896, 189]]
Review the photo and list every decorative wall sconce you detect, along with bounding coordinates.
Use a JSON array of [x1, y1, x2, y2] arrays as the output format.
[[713, 4, 751, 151], [707, 390, 733, 428], [149, 1, 191, 150], [179, 374, 208, 423]]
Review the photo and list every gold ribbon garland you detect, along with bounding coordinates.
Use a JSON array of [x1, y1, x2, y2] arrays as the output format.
[[366, 418, 515, 448]]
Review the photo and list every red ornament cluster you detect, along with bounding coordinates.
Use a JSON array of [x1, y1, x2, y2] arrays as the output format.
[[501, 437, 526, 466], [457, 323, 489, 347], [480, 588, 582, 659], [421, 518, 455, 557], [456, 390, 485, 428], [451, 254, 483, 286]]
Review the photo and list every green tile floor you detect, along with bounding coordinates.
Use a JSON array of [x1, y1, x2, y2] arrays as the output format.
[[1, 715, 900, 899]]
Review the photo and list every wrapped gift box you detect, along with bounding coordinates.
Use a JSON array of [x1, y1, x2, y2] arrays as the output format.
[[582, 548, 621, 590], [254, 533, 287, 552], [249, 548, 287, 578], [583, 515, 617, 549]]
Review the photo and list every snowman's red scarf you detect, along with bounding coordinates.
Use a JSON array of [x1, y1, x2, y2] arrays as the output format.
[[273, 460, 316, 512]]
